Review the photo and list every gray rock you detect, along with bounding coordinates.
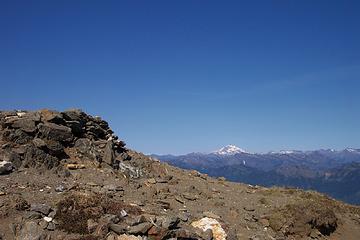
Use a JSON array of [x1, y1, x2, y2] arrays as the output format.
[[65, 120, 83, 135], [127, 222, 152, 234], [203, 211, 221, 219], [157, 216, 180, 229], [101, 214, 120, 224], [119, 162, 141, 178], [11, 118, 36, 133], [116, 152, 131, 161], [87, 219, 98, 233], [44, 140, 65, 157], [46, 222, 55, 231], [23, 146, 59, 169], [48, 210, 57, 218], [103, 141, 115, 165], [39, 220, 48, 229], [62, 109, 86, 123], [0, 161, 14, 174], [30, 204, 51, 215], [103, 184, 123, 192], [4, 129, 32, 144], [32, 138, 46, 149], [178, 212, 191, 222], [109, 223, 127, 234], [24, 211, 43, 220], [75, 138, 91, 152], [86, 124, 107, 139], [40, 109, 64, 124], [74, 138, 99, 161], [38, 122, 73, 143], [0, 149, 21, 168], [23, 111, 41, 122], [55, 185, 65, 192], [16, 221, 48, 240]]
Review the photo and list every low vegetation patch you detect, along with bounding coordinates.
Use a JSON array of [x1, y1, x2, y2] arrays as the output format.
[[268, 200, 337, 237], [55, 193, 142, 234]]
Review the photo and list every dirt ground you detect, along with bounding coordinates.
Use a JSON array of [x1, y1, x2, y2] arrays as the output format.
[[1, 150, 360, 240]]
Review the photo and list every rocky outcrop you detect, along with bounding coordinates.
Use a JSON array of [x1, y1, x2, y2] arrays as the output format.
[[0, 109, 128, 172]]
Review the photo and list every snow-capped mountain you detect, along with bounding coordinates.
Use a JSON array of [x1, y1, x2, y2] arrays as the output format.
[[152, 147, 360, 205], [212, 144, 248, 155]]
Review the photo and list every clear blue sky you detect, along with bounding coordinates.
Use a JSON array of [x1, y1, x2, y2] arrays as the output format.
[[1, 0, 359, 154]]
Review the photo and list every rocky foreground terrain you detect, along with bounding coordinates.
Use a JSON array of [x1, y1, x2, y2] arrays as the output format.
[[1, 110, 360, 240]]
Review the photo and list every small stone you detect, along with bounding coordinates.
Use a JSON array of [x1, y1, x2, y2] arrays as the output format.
[[55, 185, 65, 192], [30, 204, 51, 215], [25, 211, 42, 220], [147, 178, 156, 184], [103, 184, 123, 192], [32, 138, 46, 148], [127, 222, 152, 234], [109, 223, 127, 234], [117, 234, 142, 240], [46, 222, 56, 231], [87, 182, 99, 186], [66, 163, 86, 170], [0, 161, 14, 175], [120, 209, 127, 217], [175, 196, 185, 204], [101, 214, 120, 224], [48, 210, 57, 218], [178, 212, 191, 222], [87, 219, 98, 233], [203, 211, 221, 219], [43, 216, 53, 222], [182, 192, 198, 201], [244, 206, 255, 212], [259, 218, 270, 227], [157, 216, 180, 229], [39, 220, 48, 229], [106, 233, 117, 240]]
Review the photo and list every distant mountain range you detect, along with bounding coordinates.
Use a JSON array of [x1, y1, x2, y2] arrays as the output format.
[[152, 145, 360, 205]]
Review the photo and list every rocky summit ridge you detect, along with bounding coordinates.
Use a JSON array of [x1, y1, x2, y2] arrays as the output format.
[[1, 109, 360, 240]]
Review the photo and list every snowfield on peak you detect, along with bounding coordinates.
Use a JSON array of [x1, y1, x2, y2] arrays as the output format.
[[213, 144, 249, 155]]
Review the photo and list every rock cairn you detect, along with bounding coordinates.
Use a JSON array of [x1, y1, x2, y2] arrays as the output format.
[[0, 109, 130, 174]]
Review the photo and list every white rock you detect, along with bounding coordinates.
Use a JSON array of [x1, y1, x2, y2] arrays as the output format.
[[16, 112, 27, 117], [43, 217, 53, 222], [191, 217, 227, 240], [120, 209, 127, 217]]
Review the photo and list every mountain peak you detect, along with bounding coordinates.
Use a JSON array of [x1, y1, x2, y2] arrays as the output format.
[[213, 144, 248, 155]]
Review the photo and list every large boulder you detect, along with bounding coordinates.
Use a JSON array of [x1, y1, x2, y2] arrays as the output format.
[[37, 123, 73, 143]]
